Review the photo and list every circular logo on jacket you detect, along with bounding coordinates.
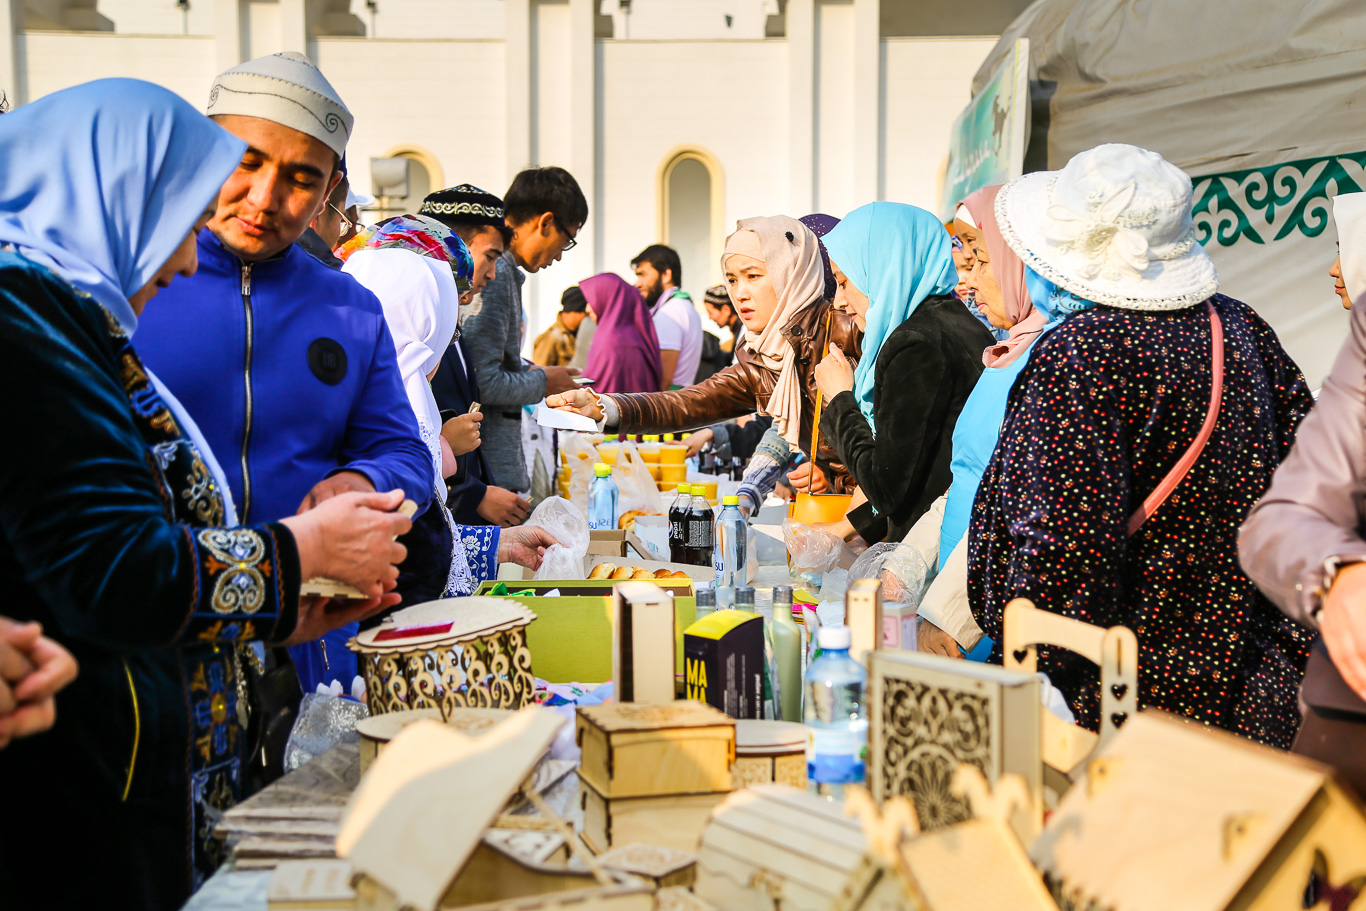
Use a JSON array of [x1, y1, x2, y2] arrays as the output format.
[[308, 338, 348, 385]]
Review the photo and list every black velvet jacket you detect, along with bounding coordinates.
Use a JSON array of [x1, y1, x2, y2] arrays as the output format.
[[821, 294, 993, 544], [0, 253, 301, 910]]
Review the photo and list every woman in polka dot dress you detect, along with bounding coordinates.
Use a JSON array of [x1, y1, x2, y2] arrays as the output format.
[[967, 144, 1316, 749]]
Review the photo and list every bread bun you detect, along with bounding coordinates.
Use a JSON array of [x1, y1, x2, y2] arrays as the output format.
[[588, 562, 617, 580], [670, 570, 690, 579], [630, 569, 654, 580], [653, 568, 674, 579], [611, 565, 635, 580]]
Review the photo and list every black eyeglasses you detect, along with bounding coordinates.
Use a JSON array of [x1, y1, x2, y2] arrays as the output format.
[[555, 218, 579, 252]]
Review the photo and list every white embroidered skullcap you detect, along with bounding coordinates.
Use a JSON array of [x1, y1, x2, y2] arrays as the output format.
[[206, 52, 352, 158]]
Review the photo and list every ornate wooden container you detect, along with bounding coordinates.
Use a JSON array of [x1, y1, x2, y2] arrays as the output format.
[[348, 597, 537, 716], [867, 648, 1042, 845]]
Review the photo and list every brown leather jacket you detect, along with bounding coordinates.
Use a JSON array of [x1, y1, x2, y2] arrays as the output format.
[[607, 299, 863, 492]]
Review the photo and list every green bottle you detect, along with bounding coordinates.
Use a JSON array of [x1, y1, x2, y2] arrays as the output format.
[[771, 585, 803, 722]]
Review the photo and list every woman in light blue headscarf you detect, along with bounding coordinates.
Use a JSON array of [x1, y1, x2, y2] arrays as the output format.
[[0, 79, 412, 907], [812, 202, 997, 545]]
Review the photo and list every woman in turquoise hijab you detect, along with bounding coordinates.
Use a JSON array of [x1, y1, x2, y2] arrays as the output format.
[[0, 80, 412, 908], [812, 202, 996, 544]]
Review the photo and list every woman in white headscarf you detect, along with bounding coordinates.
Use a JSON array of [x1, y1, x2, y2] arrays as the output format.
[[546, 215, 863, 493], [341, 219, 559, 604], [1330, 191, 1366, 310]]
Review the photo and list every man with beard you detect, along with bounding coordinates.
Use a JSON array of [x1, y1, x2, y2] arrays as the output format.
[[632, 243, 702, 389]]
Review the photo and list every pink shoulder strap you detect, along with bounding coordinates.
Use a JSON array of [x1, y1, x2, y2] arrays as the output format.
[[1127, 301, 1224, 537]]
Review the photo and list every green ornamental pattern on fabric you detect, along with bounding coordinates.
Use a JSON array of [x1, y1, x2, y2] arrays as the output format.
[[1192, 151, 1366, 247]]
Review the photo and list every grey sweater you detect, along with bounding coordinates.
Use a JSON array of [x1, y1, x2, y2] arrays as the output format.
[[458, 250, 546, 491]]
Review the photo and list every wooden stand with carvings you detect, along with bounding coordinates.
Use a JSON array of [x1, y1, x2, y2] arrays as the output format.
[[866, 647, 1043, 844], [1002, 597, 1137, 804]]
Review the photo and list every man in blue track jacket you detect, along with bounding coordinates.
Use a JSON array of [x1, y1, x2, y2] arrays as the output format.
[[136, 53, 432, 694]]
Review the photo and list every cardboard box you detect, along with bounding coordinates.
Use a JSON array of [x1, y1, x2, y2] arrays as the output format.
[[474, 579, 695, 684], [683, 610, 764, 720]]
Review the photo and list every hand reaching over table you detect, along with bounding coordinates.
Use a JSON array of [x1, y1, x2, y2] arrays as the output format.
[[545, 388, 605, 423]]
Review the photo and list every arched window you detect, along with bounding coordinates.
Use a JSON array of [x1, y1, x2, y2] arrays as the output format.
[[377, 145, 445, 219], [657, 147, 725, 296]]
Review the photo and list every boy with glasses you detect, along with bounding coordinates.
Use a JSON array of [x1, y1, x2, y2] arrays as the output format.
[[457, 167, 587, 494]]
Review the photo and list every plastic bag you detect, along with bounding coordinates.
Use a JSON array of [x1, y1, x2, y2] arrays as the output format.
[[848, 541, 931, 608], [560, 433, 599, 506], [783, 517, 846, 592], [613, 441, 660, 515], [527, 495, 589, 580], [283, 692, 369, 772]]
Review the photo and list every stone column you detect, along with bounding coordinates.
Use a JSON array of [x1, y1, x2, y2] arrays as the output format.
[[214, 0, 244, 73], [568, 0, 598, 271], [0, 0, 23, 106], [505, 0, 533, 178], [280, 0, 308, 56], [852, 0, 881, 202], [786, 0, 816, 216]]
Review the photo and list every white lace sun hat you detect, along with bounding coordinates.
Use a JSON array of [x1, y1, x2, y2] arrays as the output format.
[[995, 143, 1219, 310]]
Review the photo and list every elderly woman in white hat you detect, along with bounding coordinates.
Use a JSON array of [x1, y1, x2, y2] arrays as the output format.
[[966, 143, 1316, 749]]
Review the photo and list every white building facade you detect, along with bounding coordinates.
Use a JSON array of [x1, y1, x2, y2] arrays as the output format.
[[1, 0, 1023, 345]]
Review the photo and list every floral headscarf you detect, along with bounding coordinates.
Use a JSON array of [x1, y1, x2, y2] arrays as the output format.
[[336, 213, 474, 289]]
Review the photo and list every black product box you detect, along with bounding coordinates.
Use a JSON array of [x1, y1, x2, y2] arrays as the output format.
[[683, 609, 764, 719]]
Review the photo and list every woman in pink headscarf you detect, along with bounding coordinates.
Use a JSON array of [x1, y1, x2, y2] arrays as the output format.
[[962, 184, 1049, 367], [579, 272, 664, 394]]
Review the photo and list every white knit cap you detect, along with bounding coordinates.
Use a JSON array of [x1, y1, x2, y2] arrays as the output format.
[[206, 52, 352, 158]]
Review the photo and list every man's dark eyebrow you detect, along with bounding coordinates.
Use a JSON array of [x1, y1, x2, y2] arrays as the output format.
[[241, 146, 326, 181], [287, 161, 327, 180]]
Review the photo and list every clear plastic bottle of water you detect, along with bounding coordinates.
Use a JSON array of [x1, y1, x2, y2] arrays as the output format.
[[587, 462, 619, 530], [804, 625, 867, 800], [712, 495, 747, 587]]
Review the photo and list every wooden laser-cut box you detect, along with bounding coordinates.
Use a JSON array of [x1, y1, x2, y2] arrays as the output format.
[[576, 701, 735, 799], [867, 648, 1042, 844]]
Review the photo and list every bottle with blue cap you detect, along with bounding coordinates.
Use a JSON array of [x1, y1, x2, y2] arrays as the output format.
[[804, 624, 867, 800], [587, 462, 619, 531], [712, 494, 747, 587]]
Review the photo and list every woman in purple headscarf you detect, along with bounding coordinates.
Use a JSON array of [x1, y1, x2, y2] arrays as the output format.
[[579, 272, 664, 394]]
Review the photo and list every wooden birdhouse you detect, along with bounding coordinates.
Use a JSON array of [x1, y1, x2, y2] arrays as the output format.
[[693, 777, 1058, 911], [1033, 710, 1366, 911], [336, 709, 653, 911]]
